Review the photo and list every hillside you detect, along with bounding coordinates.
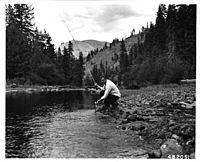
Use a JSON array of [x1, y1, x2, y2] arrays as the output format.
[[85, 34, 140, 71], [59, 40, 108, 57]]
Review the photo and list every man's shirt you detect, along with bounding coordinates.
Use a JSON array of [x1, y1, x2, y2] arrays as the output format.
[[100, 79, 121, 100]]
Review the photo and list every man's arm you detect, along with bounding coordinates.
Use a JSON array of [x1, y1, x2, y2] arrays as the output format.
[[95, 83, 104, 90], [99, 88, 110, 100], [97, 84, 111, 103]]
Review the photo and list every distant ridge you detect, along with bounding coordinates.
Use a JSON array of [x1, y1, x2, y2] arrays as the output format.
[[59, 40, 109, 57]]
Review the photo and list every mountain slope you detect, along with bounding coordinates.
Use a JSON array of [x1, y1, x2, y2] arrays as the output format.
[[85, 34, 140, 71], [59, 40, 108, 57]]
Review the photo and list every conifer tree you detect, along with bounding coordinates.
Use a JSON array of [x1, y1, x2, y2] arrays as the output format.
[[56, 47, 64, 75], [154, 4, 167, 56], [63, 47, 71, 84], [119, 39, 128, 74], [6, 4, 34, 78], [68, 41, 74, 58], [166, 4, 177, 61], [77, 52, 84, 86], [92, 64, 98, 84], [44, 33, 56, 64], [72, 59, 83, 86], [129, 46, 134, 66], [29, 28, 44, 73]]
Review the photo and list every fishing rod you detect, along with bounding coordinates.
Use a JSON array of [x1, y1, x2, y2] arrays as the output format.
[[59, 13, 97, 85], [59, 14, 82, 54], [87, 68, 96, 85]]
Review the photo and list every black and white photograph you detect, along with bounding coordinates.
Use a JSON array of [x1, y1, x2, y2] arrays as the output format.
[[1, 0, 199, 159]]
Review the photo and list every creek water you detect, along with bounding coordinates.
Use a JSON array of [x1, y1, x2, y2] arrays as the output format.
[[6, 90, 146, 158]]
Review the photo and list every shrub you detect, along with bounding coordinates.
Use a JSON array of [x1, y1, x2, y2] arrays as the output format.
[[136, 60, 154, 84], [36, 63, 64, 85], [162, 58, 185, 84], [122, 65, 140, 89], [152, 56, 167, 84], [29, 73, 46, 85]]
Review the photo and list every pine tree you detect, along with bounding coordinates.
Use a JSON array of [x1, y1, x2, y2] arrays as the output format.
[[6, 4, 35, 79], [92, 64, 98, 84], [166, 4, 177, 62], [86, 53, 91, 61], [72, 59, 83, 86], [44, 33, 56, 64], [99, 60, 105, 75], [77, 52, 84, 86], [129, 46, 134, 66], [104, 42, 107, 49], [120, 39, 129, 74], [176, 5, 196, 78], [154, 4, 167, 56], [68, 41, 74, 58], [142, 22, 155, 59], [187, 5, 196, 74], [29, 28, 44, 73], [119, 39, 129, 85], [56, 47, 64, 75], [177, 5, 196, 62], [62, 47, 71, 84]]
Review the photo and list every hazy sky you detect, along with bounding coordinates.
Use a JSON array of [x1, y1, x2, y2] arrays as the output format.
[[7, 0, 195, 48], [32, 0, 162, 47]]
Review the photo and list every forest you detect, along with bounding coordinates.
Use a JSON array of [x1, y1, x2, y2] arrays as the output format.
[[6, 4, 196, 88], [90, 4, 196, 88], [6, 4, 84, 87]]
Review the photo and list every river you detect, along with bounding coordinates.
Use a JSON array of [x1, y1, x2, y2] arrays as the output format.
[[6, 90, 147, 158]]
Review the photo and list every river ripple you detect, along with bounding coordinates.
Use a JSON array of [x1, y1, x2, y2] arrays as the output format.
[[6, 91, 146, 158]]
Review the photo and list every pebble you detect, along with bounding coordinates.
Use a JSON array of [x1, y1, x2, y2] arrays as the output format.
[[106, 85, 195, 157], [171, 134, 180, 140]]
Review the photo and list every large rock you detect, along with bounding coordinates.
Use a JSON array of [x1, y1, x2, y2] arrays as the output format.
[[148, 149, 162, 158], [190, 152, 195, 159], [160, 139, 183, 158]]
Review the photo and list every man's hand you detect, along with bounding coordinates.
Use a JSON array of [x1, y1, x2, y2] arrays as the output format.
[[95, 99, 101, 105], [94, 82, 98, 87], [95, 100, 99, 105]]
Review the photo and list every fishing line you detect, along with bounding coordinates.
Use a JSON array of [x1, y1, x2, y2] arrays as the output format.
[[59, 13, 97, 85], [59, 14, 82, 54], [87, 68, 96, 84]]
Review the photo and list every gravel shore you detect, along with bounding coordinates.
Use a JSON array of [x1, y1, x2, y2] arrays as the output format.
[[100, 84, 196, 158]]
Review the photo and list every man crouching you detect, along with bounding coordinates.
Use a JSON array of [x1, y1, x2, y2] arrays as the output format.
[[95, 77, 121, 112]]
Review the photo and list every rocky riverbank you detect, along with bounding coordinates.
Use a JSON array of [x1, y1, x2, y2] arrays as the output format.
[[6, 85, 85, 93], [100, 84, 196, 159]]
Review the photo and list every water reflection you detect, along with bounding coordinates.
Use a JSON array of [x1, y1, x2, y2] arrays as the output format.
[[6, 90, 98, 157], [6, 90, 145, 158], [6, 90, 97, 115]]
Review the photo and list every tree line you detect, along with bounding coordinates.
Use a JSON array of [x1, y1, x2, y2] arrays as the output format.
[[6, 4, 84, 87], [90, 4, 196, 88], [6, 4, 196, 88]]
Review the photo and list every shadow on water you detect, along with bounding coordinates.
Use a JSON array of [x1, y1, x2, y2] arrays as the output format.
[[6, 90, 146, 158], [6, 90, 97, 114]]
